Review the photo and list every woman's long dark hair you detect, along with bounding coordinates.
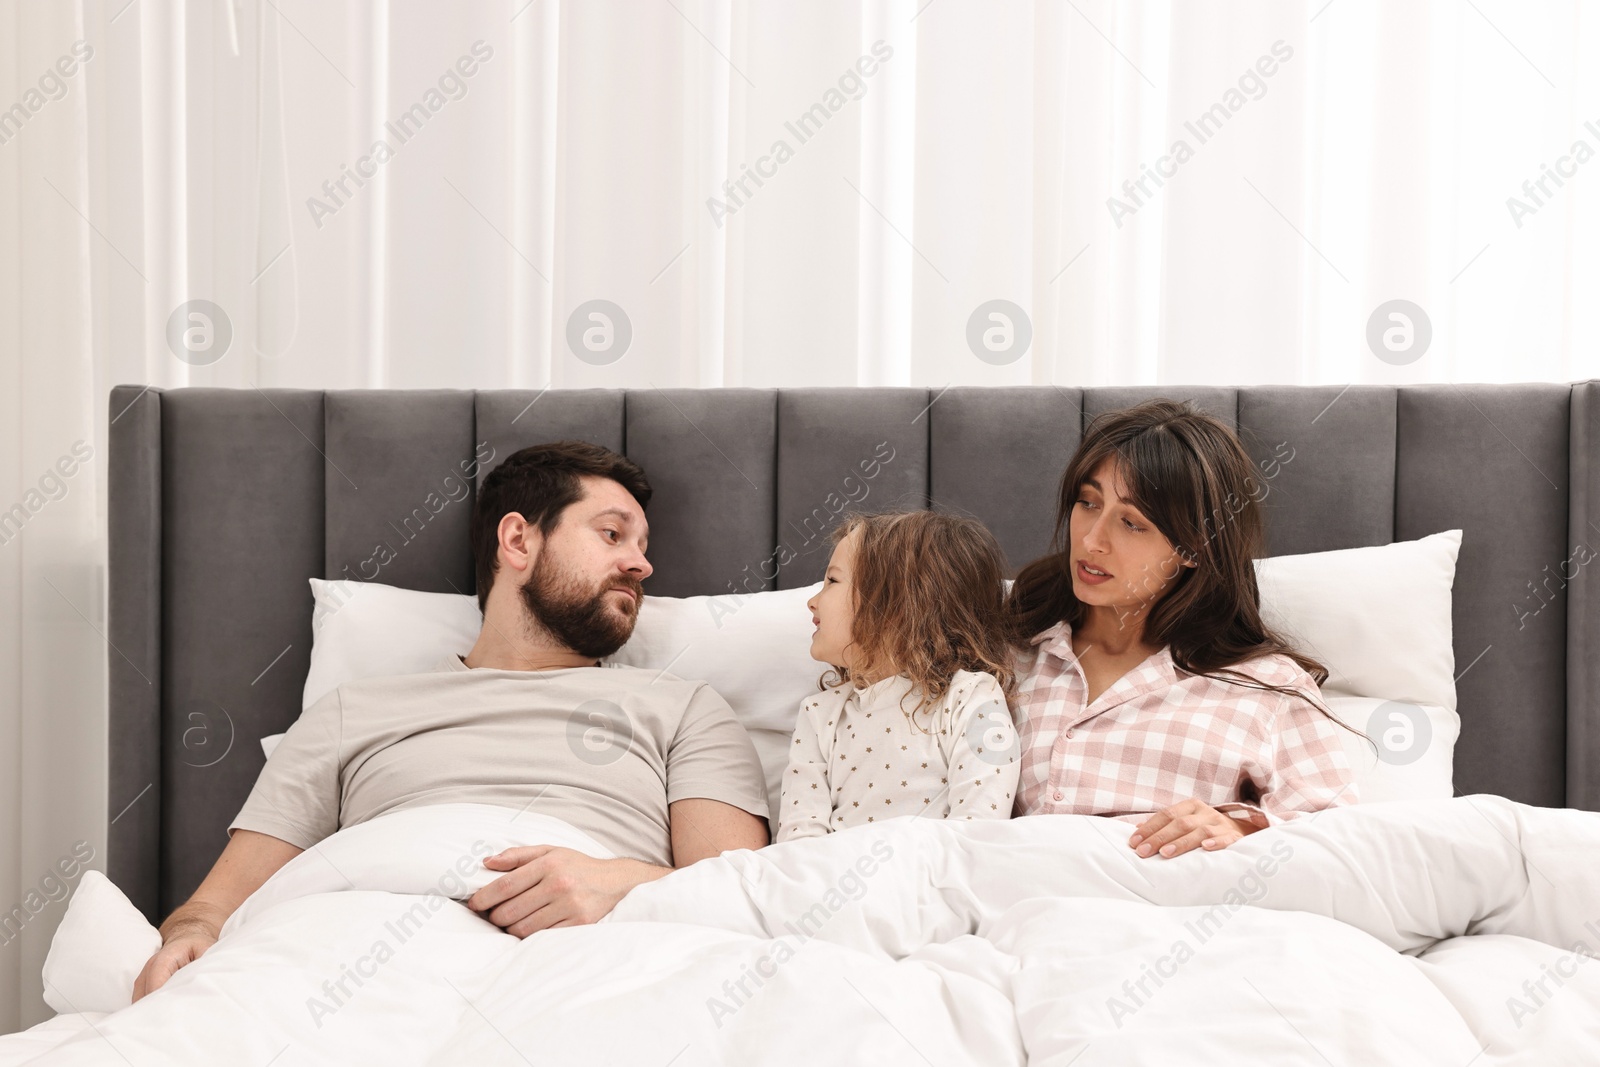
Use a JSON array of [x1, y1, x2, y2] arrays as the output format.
[[1006, 399, 1331, 704]]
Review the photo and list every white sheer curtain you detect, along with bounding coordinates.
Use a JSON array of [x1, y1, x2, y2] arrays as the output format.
[[2, 0, 1596, 1030]]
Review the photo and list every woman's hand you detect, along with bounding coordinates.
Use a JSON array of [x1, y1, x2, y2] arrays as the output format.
[[1128, 798, 1260, 858]]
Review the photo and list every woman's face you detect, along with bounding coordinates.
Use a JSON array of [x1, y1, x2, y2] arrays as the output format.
[[806, 527, 861, 670], [1068, 458, 1194, 622]]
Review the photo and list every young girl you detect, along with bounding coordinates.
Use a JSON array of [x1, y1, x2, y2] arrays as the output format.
[[776, 511, 1021, 842]]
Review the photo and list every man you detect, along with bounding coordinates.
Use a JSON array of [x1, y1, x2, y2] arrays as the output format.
[[133, 442, 770, 999]]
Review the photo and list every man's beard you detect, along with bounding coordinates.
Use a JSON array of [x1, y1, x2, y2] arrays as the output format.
[[518, 553, 642, 660]]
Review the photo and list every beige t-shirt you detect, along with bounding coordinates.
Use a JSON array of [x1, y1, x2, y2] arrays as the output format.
[[230, 656, 770, 867]]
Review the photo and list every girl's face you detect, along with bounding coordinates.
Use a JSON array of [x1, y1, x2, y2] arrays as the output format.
[[806, 527, 862, 671], [1069, 458, 1194, 621]]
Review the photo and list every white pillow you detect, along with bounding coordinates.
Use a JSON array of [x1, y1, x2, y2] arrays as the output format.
[[298, 577, 824, 825], [1256, 530, 1462, 711], [302, 579, 482, 709], [1322, 695, 1458, 803], [604, 584, 822, 733], [41, 871, 160, 1015]]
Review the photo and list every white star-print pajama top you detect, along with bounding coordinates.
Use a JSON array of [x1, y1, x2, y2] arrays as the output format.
[[775, 669, 1021, 842]]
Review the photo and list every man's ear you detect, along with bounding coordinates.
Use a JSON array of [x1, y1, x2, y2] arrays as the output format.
[[497, 512, 540, 576]]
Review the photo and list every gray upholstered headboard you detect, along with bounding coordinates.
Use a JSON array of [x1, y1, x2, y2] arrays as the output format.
[[107, 383, 1600, 922]]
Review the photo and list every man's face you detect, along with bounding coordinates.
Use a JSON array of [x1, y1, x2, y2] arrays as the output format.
[[518, 476, 652, 659]]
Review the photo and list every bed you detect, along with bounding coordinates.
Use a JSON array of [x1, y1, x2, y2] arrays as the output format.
[[10, 381, 1600, 1064]]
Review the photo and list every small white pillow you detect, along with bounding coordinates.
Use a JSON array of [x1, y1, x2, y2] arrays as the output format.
[[41, 871, 161, 1015], [1321, 695, 1459, 803], [1256, 530, 1462, 711]]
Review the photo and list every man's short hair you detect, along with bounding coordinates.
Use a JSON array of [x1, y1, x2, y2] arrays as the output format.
[[471, 441, 652, 611]]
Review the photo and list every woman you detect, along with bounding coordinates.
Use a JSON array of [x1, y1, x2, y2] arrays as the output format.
[[1007, 399, 1357, 859]]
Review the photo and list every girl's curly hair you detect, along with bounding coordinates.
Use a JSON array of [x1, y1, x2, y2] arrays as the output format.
[[822, 510, 1015, 725]]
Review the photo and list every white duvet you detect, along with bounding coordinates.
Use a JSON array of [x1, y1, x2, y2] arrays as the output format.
[[9, 797, 1600, 1066]]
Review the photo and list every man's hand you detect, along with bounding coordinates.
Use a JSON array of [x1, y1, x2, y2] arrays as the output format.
[[1128, 798, 1262, 859], [129, 829, 302, 1002], [132, 928, 216, 1001], [468, 847, 669, 938]]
